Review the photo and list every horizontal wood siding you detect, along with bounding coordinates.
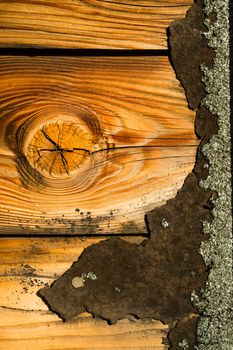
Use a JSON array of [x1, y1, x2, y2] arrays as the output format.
[[0, 55, 197, 235], [0, 0, 192, 49]]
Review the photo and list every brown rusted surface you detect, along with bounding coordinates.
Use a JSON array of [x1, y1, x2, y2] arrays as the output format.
[[193, 106, 219, 182], [38, 173, 213, 325], [168, 0, 215, 110], [168, 317, 199, 349]]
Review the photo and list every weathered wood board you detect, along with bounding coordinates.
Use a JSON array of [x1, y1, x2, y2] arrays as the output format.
[[0, 309, 167, 350], [0, 0, 192, 50], [0, 55, 197, 235], [0, 0, 204, 348], [0, 237, 168, 349]]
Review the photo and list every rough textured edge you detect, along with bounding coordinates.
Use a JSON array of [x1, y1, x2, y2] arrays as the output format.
[[191, 1, 233, 349]]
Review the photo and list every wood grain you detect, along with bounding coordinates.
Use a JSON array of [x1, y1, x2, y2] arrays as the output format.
[[0, 237, 168, 349], [0, 309, 167, 350], [0, 55, 198, 234], [0, 0, 192, 50], [0, 237, 146, 310]]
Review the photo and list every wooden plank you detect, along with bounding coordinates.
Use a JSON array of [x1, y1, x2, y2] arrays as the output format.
[[0, 237, 143, 278], [0, 56, 197, 235], [0, 237, 144, 310], [0, 0, 192, 50], [0, 309, 167, 350], [0, 237, 168, 349]]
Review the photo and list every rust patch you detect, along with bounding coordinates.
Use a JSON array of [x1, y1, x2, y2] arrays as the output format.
[[39, 173, 212, 325], [168, 317, 199, 349], [168, 0, 215, 110], [38, 0, 217, 348]]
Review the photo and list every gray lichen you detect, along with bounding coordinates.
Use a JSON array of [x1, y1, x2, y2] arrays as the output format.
[[178, 338, 189, 349], [193, 1, 233, 349], [161, 218, 169, 228], [83, 272, 98, 281]]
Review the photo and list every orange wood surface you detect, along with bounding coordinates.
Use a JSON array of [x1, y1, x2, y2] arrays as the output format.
[[0, 55, 197, 235], [0, 0, 192, 50]]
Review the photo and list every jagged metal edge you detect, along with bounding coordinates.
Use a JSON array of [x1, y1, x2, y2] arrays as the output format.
[[190, 1, 233, 349]]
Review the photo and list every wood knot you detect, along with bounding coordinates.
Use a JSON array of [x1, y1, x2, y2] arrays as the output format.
[[26, 121, 93, 177], [6, 103, 109, 192]]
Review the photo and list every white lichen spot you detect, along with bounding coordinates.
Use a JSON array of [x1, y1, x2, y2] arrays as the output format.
[[161, 218, 169, 228], [191, 270, 196, 278], [81, 272, 97, 281]]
